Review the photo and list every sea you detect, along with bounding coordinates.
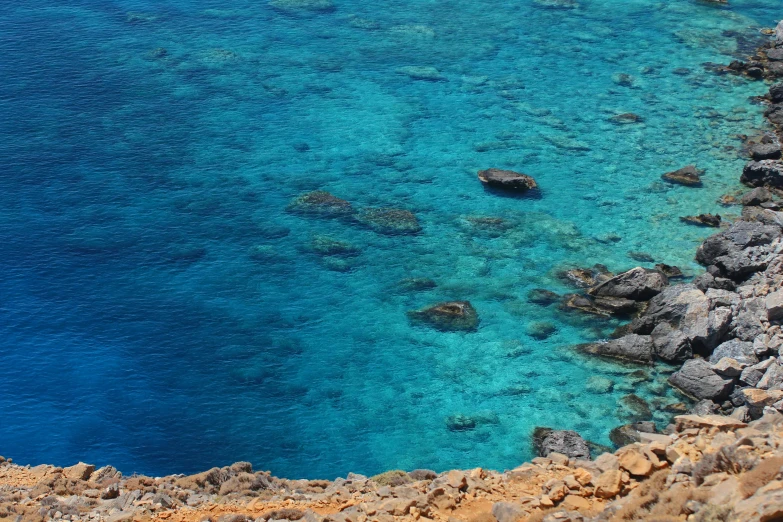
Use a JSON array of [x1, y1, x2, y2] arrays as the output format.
[[0, 0, 781, 478]]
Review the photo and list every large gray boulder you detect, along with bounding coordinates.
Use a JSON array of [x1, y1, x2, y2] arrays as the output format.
[[695, 221, 780, 280], [629, 284, 709, 334], [532, 428, 591, 460], [588, 267, 668, 301], [669, 359, 735, 401], [578, 334, 654, 364], [650, 322, 692, 362], [709, 339, 758, 366]]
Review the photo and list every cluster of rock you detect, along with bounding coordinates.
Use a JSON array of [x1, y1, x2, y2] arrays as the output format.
[[725, 20, 783, 80], [3, 413, 783, 522]]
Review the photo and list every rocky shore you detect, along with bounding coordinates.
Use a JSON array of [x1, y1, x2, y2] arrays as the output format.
[[5, 13, 783, 522]]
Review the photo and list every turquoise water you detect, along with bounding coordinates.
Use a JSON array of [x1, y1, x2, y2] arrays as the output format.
[[0, 0, 781, 478]]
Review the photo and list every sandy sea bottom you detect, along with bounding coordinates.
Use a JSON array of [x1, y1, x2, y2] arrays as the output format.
[[0, 0, 781, 478]]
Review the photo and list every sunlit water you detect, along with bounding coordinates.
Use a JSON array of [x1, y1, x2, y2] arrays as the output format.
[[0, 0, 781, 478]]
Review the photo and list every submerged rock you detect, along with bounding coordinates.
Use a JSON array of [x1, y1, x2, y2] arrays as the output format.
[[589, 267, 668, 301], [609, 113, 643, 124], [668, 359, 735, 401], [628, 251, 654, 263], [527, 288, 560, 306], [662, 165, 703, 187], [557, 265, 612, 288], [269, 0, 335, 14], [408, 301, 479, 331], [356, 207, 421, 234], [680, 214, 722, 227], [398, 278, 436, 292], [527, 321, 557, 340], [620, 394, 653, 421], [532, 428, 590, 460], [396, 66, 446, 81], [477, 169, 538, 192], [308, 235, 360, 256], [288, 191, 353, 218]]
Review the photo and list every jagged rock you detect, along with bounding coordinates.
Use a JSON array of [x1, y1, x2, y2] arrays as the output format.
[[680, 214, 721, 227], [288, 191, 353, 217], [617, 448, 653, 477], [661, 165, 702, 186], [767, 290, 783, 322], [651, 322, 692, 362], [477, 169, 538, 192], [578, 334, 654, 364], [741, 388, 783, 411], [588, 267, 668, 301], [356, 207, 421, 234], [690, 399, 721, 416], [709, 339, 758, 365], [757, 362, 783, 390], [593, 470, 622, 499], [655, 264, 684, 279], [562, 293, 636, 317], [741, 160, 783, 188], [741, 358, 776, 387], [711, 357, 746, 377], [771, 82, 783, 103], [64, 462, 96, 481], [750, 144, 782, 161], [669, 359, 735, 401], [533, 428, 591, 460], [695, 221, 781, 280], [609, 422, 656, 447], [408, 301, 479, 331]]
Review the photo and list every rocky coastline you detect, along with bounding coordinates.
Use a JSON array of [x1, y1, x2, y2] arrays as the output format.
[[5, 13, 783, 522]]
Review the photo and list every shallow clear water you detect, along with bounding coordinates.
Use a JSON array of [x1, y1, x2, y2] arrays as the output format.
[[0, 0, 781, 478]]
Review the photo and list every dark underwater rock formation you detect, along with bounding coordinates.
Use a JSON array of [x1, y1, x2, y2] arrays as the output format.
[[356, 207, 421, 234], [287, 191, 353, 218], [408, 301, 479, 331], [477, 169, 538, 192]]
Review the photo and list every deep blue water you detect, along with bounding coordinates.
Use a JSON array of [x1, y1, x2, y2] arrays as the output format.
[[0, 0, 781, 479]]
